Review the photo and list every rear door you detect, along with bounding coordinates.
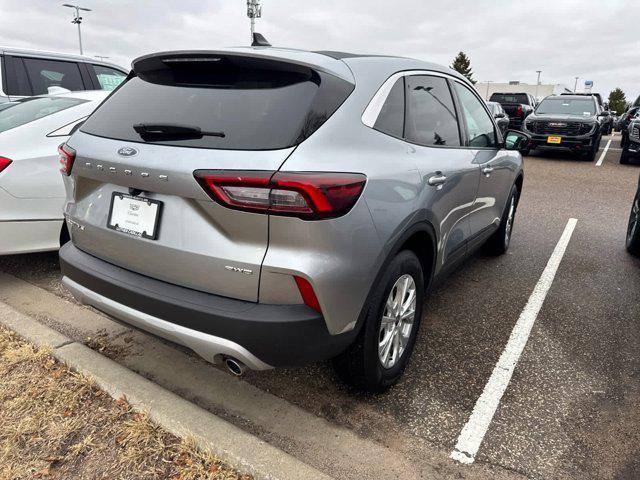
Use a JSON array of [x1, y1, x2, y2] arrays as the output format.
[[452, 80, 512, 245], [65, 53, 354, 302], [404, 74, 479, 265]]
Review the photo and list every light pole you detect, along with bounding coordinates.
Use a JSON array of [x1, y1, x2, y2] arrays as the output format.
[[485, 80, 492, 100], [574, 77, 579, 93], [62, 4, 91, 55], [535, 70, 542, 100], [246, 0, 263, 43]]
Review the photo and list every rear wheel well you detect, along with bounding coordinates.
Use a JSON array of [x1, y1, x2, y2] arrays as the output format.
[[59, 221, 70, 247], [399, 230, 435, 291], [514, 174, 524, 205]]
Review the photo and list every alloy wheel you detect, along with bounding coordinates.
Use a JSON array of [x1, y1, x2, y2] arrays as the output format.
[[505, 195, 516, 247], [628, 195, 639, 244], [378, 274, 416, 369]]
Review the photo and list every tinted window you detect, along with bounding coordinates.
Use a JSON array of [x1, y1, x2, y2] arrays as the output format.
[[81, 57, 354, 150], [22, 58, 84, 95], [92, 65, 127, 91], [536, 98, 596, 116], [405, 75, 460, 146], [454, 82, 497, 148], [490, 93, 529, 104], [0, 96, 87, 133], [4, 57, 32, 96], [374, 78, 404, 138]]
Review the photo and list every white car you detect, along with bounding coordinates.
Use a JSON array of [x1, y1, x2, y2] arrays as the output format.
[[0, 90, 109, 255]]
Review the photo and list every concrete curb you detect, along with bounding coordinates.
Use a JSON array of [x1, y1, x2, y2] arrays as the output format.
[[0, 301, 332, 480]]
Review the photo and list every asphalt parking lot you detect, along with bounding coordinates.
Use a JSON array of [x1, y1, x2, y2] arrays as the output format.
[[1, 133, 639, 479]]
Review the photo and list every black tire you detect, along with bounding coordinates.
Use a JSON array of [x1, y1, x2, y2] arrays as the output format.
[[520, 148, 531, 157], [620, 149, 631, 165], [582, 136, 600, 162], [333, 250, 425, 393], [484, 185, 518, 256], [627, 190, 640, 256], [59, 221, 70, 247]]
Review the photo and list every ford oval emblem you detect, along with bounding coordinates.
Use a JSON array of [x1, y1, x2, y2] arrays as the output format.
[[117, 147, 138, 157]]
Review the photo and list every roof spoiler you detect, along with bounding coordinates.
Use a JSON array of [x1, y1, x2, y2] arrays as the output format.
[[130, 51, 324, 88]]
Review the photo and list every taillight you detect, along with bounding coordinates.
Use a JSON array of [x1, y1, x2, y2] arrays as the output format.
[[0, 157, 11, 173], [58, 143, 76, 176], [517, 105, 524, 117], [294, 276, 322, 313], [195, 170, 366, 220]]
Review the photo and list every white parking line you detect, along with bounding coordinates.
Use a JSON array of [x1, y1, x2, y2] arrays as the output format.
[[450, 218, 578, 465], [595, 138, 613, 166]]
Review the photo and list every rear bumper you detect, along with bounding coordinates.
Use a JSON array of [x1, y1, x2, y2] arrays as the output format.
[[0, 219, 62, 255], [59, 243, 355, 368]]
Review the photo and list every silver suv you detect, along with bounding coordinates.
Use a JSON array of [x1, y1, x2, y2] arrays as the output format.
[[59, 48, 526, 392]]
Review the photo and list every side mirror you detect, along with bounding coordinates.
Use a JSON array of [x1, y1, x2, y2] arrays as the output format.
[[504, 130, 530, 152], [494, 112, 506, 119]]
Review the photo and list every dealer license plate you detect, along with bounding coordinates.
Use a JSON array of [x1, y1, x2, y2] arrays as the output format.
[[107, 192, 162, 240]]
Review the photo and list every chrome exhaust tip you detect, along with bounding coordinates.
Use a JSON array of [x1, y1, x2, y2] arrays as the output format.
[[224, 357, 246, 376]]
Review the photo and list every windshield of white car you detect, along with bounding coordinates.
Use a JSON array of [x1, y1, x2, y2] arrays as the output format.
[[0, 96, 88, 133], [536, 98, 596, 116]]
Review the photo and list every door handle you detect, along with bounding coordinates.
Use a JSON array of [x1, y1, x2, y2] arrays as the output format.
[[482, 166, 494, 176], [428, 174, 447, 186]]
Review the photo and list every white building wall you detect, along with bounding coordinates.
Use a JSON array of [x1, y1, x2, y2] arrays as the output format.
[[476, 82, 573, 101]]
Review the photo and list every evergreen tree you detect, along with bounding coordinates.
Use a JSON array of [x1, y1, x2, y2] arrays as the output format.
[[608, 88, 627, 114], [451, 51, 476, 84]]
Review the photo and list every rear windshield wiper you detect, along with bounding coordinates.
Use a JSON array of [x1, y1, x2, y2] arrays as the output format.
[[133, 123, 225, 140]]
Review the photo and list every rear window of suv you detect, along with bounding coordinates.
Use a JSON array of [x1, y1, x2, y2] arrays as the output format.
[[80, 55, 354, 150], [489, 93, 529, 104]]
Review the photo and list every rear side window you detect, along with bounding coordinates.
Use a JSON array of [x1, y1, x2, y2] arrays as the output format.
[[81, 55, 354, 151], [91, 65, 127, 91], [453, 82, 497, 148], [374, 78, 404, 138], [490, 93, 529, 104], [22, 58, 85, 95], [0, 96, 87, 133], [4, 57, 32, 96], [405, 75, 460, 147]]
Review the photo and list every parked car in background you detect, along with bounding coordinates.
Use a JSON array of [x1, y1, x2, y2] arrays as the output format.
[[620, 117, 640, 164], [0, 90, 109, 255], [58, 47, 527, 393], [486, 101, 510, 135], [0, 47, 127, 103], [489, 92, 536, 130], [522, 94, 604, 161], [599, 110, 614, 135], [627, 174, 640, 256], [619, 106, 640, 145], [561, 92, 604, 109]]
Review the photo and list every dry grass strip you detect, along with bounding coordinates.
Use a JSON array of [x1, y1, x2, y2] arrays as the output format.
[[0, 325, 251, 480]]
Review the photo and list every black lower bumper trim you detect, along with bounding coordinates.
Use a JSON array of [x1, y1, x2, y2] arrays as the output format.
[[59, 243, 355, 367]]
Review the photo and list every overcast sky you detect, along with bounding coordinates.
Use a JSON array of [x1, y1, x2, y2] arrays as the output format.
[[2, 0, 638, 103]]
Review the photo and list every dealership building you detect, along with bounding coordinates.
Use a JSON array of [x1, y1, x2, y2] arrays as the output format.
[[476, 81, 574, 101]]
